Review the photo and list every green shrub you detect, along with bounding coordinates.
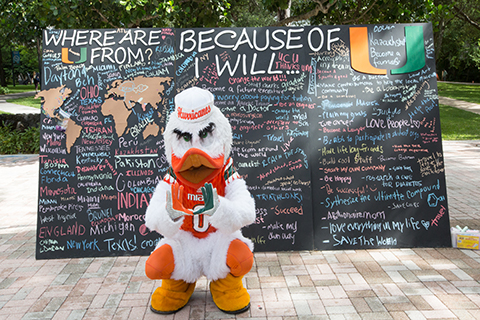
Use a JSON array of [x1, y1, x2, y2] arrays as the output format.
[[0, 87, 10, 95], [0, 123, 40, 154]]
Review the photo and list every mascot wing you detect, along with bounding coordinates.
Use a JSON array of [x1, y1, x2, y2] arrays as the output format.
[[145, 180, 184, 238], [209, 178, 256, 234]]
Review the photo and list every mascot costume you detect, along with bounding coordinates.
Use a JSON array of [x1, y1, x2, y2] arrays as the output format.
[[145, 87, 256, 314]]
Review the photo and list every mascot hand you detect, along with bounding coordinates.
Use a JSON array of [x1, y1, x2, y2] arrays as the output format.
[[166, 183, 190, 221], [193, 183, 219, 216]]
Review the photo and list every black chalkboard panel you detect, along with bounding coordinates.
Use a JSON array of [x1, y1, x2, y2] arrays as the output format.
[[36, 28, 176, 258], [36, 23, 450, 259], [174, 27, 315, 251], [306, 24, 450, 249]]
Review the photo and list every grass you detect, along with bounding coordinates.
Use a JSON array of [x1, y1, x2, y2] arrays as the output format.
[[1, 84, 41, 108], [8, 96, 41, 109], [440, 105, 480, 140], [437, 82, 480, 104], [437, 82, 480, 140], [3, 84, 37, 94]]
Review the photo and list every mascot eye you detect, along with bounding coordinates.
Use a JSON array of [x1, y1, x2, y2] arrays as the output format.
[[174, 129, 192, 142], [199, 122, 215, 140]]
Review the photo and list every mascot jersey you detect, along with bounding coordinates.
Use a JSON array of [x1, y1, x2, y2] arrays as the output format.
[[163, 157, 239, 239]]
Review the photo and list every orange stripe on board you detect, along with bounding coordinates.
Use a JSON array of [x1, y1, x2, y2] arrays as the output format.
[[61, 48, 73, 64], [349, 27, 387, 75]]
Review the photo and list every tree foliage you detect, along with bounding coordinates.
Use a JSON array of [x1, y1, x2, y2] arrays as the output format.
[[265, 0, 436, 26], [34, 0, 245, 29], [434, 0, 480, 82], [0, 0, 44, 86], [1, 0, 479, 83]]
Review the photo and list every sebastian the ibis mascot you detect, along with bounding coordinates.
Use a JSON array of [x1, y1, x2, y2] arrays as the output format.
[[145, 87, 256, 314]]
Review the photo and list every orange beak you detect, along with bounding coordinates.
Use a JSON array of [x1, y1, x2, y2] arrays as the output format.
[[171, 148, 224, 189]]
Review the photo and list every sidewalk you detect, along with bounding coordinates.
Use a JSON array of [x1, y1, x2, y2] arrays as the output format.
[[0, 91, 40, 114], [439, 97, 480, 115], [1, 93, 480, 319], [0, 91, 37, 101], [1, 141, 480, 319]]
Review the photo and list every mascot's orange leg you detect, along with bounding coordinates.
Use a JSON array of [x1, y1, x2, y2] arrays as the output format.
[[145, 244, 196, 314], [210, 239, 253, 314], [145, 244, 175, 280], [226, 239, 254, 277]]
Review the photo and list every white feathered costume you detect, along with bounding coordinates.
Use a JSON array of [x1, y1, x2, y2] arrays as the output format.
[[144, 86, 255, 314]]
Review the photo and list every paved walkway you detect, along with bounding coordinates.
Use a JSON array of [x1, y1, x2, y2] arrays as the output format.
[[1, 91, 480, 319], [0, 91, 37, 101], [0, 91, 40, 114], [1, 141, 480, 320], [438, 97, 480, 115]]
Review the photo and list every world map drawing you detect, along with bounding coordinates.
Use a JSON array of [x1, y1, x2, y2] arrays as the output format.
[[36, 76, 172, 154]]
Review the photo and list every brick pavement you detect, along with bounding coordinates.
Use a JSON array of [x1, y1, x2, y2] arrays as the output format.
[[1, 142, 480, 319]]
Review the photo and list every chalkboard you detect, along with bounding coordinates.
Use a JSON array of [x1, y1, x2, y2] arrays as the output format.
[[174, 27, 315, 251], [37, 28, 176, 258], [306, 25, 449, 249], [36, 24, 450, 259]]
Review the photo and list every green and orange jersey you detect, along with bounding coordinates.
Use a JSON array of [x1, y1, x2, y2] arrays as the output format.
[[163, 157, 239, 238]]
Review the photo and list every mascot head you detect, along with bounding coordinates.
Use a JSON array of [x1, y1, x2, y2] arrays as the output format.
[[164, 87, 233, 189]]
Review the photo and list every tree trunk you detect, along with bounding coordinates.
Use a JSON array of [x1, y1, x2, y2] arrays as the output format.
[[0, 45, 6, 87], [36, 37, 42, 75], [434, 19, 445, 63], [277, 0, 292, 24]]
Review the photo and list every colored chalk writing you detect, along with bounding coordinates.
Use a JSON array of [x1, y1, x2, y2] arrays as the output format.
[[36, 24, 450, 259]]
